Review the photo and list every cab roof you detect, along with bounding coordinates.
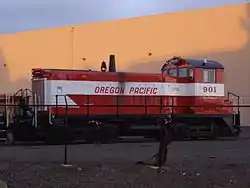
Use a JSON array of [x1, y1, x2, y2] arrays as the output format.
[[185, 58, 224, 69], [161, 57, 224, 71]]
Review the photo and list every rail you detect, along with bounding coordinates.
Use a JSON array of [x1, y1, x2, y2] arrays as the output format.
[[53, 95, 176, 117], [227, 92, 240, 114], [2, 102, 247, 108], [12, 89, 24, 115], [55, 95, 68, 116], [0, 95, 245, 116], [5, 89, 39, 127], [49, 95, 241, 118], [23, 89, 38, 127]]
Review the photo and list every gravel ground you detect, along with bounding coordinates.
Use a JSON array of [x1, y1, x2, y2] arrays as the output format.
[[0, 127, 250, 188]]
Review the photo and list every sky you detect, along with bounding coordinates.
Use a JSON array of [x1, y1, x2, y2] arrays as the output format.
[[0, 0, 248, 34]]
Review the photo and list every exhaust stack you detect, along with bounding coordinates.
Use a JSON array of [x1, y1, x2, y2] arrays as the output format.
[[108, 54, 116, 72]]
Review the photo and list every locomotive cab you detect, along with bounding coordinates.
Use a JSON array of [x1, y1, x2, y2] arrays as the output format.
[[161, 56, 230, 114], [161, 56, 225, 101], [161, 57, 240, 138], [161, 56, 223, 84], [161, 57, 225, 113]]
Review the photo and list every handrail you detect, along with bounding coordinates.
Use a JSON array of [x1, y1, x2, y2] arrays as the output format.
[[8, 88, 39, 127], [13, 89, 23, 97], [54, 95, 68, 128], [55, 94, 68, 117], [13, 89, 23, 114], [171, 96, 174, 115], [227, 92, 240, 114], [22, 88, 38, 127], [33, 93, 38, 127], [2, 93, 242, 117], [64, 95, 68, 124], [4, 93, 9, 128], [51, 95, 175, 118], [144, 96, 147, 114], [227, 92, 239, 99], [56, 95, 59, 116]]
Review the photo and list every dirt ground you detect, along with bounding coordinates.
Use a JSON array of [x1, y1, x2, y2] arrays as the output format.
[[0, 127, 250, 188]]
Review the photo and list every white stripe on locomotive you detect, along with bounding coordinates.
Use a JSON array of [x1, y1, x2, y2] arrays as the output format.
[[49, 80, 224, 96], [32, 79, 225, 106]]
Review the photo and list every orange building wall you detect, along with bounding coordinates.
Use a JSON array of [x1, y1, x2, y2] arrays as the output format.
[[0, 3, 250, 124]]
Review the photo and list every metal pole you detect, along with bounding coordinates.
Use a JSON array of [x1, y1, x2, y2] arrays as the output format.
[[62, 95, 71, 167], [71, 27, 75, 69], [64, 112, 68, 165], [64, 96, 68, 165]]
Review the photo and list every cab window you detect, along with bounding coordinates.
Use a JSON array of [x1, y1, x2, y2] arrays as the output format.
[[169, 69, 177, 77], [189, 68, 193, 78], [203, 69, 215, 83], [164, 68, 193, 79], [178, 68, 188, 78], [162, 69, 168, 74]]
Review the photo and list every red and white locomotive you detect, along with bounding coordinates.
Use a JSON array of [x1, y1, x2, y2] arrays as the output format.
[[0, 55, 241, 143]]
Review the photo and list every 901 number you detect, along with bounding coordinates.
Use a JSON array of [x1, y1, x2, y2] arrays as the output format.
[[203, 86, 216, 93]]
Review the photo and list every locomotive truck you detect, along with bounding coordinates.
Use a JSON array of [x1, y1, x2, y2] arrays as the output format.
[[0, 55, 241, 144]]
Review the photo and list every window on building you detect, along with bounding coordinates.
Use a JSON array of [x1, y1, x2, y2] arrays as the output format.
[[178, 68, 188, 78], [203, 69, 215, 83], [169, 69, 177, 77]]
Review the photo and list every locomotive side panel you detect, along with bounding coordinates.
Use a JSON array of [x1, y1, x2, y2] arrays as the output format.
[[45, 80, 227, 116], [37, 71, 175, 116], [47, 80, 174, 116], [33, 68, 231, 117]]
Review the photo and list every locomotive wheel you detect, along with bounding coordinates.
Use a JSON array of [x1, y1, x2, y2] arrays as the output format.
[[85, 122, 118, 144]]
